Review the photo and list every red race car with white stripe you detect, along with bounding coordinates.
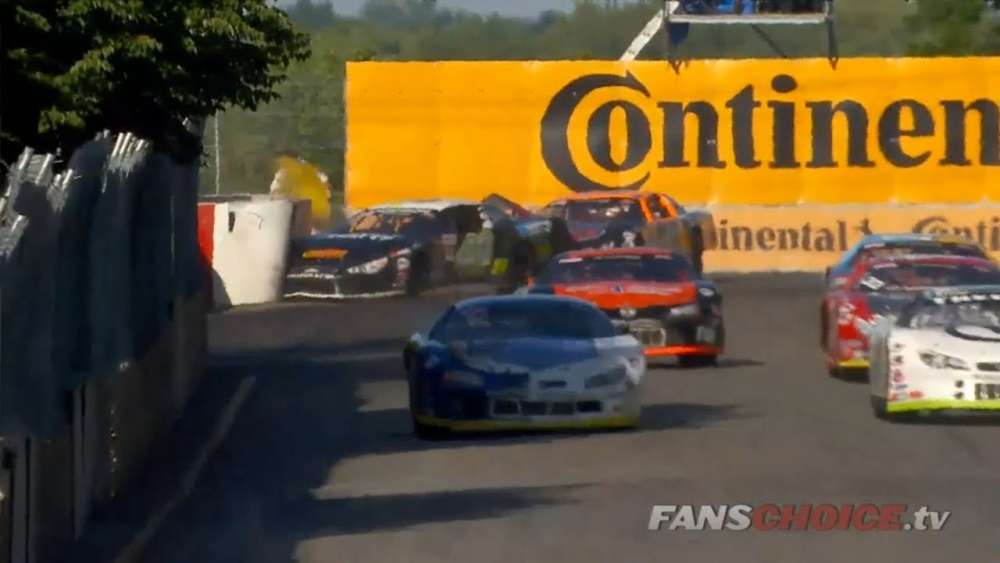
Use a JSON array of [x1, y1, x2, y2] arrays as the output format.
[[821, 254, 1000, 376]]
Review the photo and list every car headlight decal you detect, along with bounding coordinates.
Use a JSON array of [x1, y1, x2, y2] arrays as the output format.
[[918, 350, 970, 371], [668, 303, 700, 317], [585, 367, 628, 389], [347, 256, 389, 275]]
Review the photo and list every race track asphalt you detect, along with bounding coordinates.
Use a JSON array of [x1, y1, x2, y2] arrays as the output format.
[[120, 274, 1000, 562]]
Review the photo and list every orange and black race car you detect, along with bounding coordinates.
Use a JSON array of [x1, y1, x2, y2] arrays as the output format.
[[539, 190, 717, 274], [526, 247, 724, 366]]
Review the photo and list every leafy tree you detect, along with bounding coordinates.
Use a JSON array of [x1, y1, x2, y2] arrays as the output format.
[[285, 0, 337, 33], [211, 0, 1000, 197], [361, 0, 440, 29], [905, 0, 999, 55], [2, 1, 310, 166]]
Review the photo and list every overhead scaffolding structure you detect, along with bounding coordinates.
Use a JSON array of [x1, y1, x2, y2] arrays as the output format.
[[622, 1, 838, 68]]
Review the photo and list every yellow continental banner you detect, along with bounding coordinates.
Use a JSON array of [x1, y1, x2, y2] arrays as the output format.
[[704, 205, 1000, 272], [346, 58, 1000, 209]]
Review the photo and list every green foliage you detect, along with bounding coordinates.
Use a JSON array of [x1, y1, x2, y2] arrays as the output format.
[[286, 0, 337, 33], [2, 0, 310, 165], [905, 0, 1000, 56], [206, 0, 994, 196]]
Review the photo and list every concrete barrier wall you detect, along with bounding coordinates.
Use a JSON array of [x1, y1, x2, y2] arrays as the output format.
[[197, 195, 311, 308], [0, 131, 208, 562], [703, 204, 1000, 272]]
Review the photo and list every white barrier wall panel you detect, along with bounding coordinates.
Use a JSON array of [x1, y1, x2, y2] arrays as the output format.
[[211, 199, 294, 306]]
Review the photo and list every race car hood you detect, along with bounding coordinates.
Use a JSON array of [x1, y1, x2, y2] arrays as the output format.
[[447, 336, 644, 386], [290, 232, 411, 270], [551, 281, 697, 309], [458, 337, 601, 371], [895, 326, 1000, 360]]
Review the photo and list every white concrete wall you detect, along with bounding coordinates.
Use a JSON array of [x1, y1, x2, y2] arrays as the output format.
[[211, 199, 294, 306]]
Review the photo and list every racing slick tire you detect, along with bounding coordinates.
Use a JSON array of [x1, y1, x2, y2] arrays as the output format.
[[678, 355, 718, 368], [503, 242, 536, 292], [408, 368, 450, 440], [406, 252, 430, 297], [690, 229, 704, 276], [870, 395, 888, 420]]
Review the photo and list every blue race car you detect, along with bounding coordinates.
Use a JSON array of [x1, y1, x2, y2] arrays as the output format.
[[403, 295, 647, 438]]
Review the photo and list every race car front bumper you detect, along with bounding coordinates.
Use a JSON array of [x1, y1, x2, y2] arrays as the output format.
[[887, 374, 1000, 414], [610, 314, 724, 357], [414, 387, 642, 432], [887, 399, 1000, 415], [414, 413, 640, 432], [645, 344, 721, 358], [837, 358, 870, 370], [283, 265, 405, 299]]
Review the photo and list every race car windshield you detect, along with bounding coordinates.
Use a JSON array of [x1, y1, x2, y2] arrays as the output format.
[[856, 263, 1000, 293], [432, 302, 615, 341], [566, 199, 645, 223], [347, 211, 436, 236], [536, 255, 695, 284], [857, 243, 987, 263], [904, 301, 1000, 330]]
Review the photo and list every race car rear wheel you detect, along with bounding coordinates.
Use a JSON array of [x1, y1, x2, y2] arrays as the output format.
[[503, 242, 536, 291], [679, 355, 718, 368], [691, 229, 705, 276], [408, 369, 449, 440], [869, 395, 888, 420], [406, 253, 430, 297]]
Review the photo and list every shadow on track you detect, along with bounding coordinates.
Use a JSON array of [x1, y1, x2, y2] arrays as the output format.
[[279, 483, 586, 538], [65, 331, 748, 563]]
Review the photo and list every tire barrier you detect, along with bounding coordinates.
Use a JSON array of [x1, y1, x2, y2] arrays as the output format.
[[0, 131, 208, 561]]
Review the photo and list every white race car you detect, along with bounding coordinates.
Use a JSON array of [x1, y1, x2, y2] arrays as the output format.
[[869, 286, 1000, 418]]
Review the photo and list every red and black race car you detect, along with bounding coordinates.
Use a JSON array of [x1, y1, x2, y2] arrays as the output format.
[[526, 247, 724, 366], [820, 254, 1000, 376]]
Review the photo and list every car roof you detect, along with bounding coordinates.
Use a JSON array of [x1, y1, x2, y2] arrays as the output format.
[[454, 294, 596, 310], [369, 199, 477, 212], [556, 247, 676, 260], [863, 254, 997, 269], [924, 284, 1000, 296], [859, 233, 983, 248], [918, 285, 1000, 304], [555, 190, 647, 202]]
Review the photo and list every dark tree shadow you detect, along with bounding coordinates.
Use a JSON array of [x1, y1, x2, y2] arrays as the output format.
[[62, 301, 749, 563]]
